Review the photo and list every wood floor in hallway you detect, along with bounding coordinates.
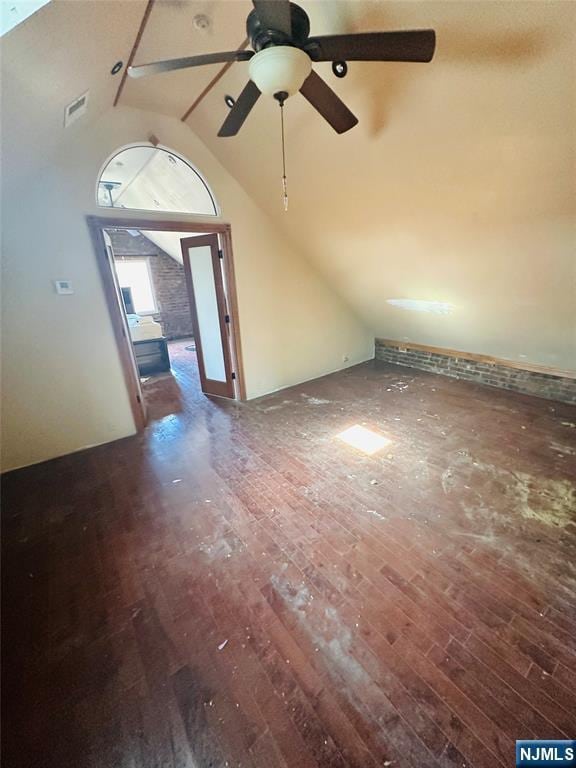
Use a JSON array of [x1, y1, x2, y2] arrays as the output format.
[[2, 353, 576, 768]]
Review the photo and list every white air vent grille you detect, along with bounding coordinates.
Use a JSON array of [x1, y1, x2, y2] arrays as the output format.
[[64, 91, 89, 127]]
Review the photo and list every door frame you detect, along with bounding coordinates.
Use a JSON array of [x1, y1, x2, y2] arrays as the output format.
[[180, 234, 235, 399], [86, 215, 246, 430]]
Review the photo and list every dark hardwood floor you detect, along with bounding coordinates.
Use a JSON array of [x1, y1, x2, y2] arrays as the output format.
[[2, 347, 576, 768]]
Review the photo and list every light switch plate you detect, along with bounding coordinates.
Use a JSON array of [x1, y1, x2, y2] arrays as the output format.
[[54, 280, 74, 295]]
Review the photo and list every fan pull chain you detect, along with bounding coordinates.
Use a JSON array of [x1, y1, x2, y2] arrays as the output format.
[[280, 99, 288, 212]]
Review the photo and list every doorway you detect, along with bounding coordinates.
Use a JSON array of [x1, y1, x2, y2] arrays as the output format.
[[87, 216, 245, 430]]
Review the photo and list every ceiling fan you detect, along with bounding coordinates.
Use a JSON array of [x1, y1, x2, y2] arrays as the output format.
[[128, 0, 436, 137]]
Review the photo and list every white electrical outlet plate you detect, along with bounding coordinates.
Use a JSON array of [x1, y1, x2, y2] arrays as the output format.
[[54, 280, 74, 295]]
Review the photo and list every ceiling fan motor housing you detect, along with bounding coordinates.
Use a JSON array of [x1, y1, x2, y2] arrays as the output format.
[[247, 2, 310, 51]]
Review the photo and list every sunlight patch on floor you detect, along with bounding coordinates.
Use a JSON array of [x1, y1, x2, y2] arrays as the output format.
[[336, 424, 391, 455]]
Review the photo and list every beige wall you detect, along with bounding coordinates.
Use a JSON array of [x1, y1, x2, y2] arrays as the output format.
[[1, 106, 372, 471]]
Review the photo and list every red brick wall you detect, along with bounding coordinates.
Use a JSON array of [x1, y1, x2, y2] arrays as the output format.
[[109, 230, 194, 340], [375, 339, 576, 404]]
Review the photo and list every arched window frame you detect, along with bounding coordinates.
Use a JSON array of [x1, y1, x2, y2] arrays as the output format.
[[96, 143, 220, 217]]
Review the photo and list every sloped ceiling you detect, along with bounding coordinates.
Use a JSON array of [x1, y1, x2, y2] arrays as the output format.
[[3, 0, 575, 367], [121, 0, 251, 117], [124, 0, 575, 368], [0, 0, 147, 183]]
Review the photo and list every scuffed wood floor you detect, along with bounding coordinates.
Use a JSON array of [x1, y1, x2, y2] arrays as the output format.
[[2, 341, 576, 767]]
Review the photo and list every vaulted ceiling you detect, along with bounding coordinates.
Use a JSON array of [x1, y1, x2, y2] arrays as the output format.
[[3, 0, 575, 367], [1, 0, 147, 182]]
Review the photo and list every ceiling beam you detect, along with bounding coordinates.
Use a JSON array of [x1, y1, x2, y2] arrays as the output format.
[[113, 0, 156, 107], [181, 38, 249, 123]]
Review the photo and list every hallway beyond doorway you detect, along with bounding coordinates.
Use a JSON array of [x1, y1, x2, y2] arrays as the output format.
[[140, 338, 203, 422]]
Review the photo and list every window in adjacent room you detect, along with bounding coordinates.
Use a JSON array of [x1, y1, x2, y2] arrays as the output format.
[[115, 259, 157, 315]]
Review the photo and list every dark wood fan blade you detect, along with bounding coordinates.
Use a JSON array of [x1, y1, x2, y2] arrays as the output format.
[[128, 50, 254, 79], [304, 30, 436, 63], [299, 70, 358, 134], [218, 80, 261, 137], [252, 0, 291, 36]]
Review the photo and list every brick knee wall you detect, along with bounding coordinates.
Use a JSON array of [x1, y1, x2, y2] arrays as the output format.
[[375, 340, 576, 405]]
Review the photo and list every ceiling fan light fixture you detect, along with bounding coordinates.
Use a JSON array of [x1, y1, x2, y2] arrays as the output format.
[[248, 45, 311, 97]]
